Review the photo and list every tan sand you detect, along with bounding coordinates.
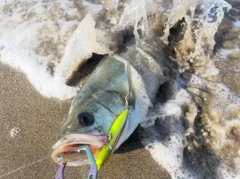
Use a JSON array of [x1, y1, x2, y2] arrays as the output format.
[[0, 63, 170, 179]]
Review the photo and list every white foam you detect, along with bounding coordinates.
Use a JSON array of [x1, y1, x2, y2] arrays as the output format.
[[118, 0, 158, 41], [1, 43, 78, 99], [141, 81, 198, 178], [55, 14, 110, 83], [161, 103, 182, 118], [0, 0, 84, 99], [218, 164, 240, 179], [144, 135, 187, 179], [82, 1, 103, 15], [233, 20, 240, 27], [140, 1, 240, 179]]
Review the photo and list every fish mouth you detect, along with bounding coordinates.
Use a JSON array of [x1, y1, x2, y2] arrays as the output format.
[[51, 130, 108, 166]]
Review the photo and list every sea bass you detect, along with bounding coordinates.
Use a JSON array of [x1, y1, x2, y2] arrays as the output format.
[[51, 35, 168, 169]]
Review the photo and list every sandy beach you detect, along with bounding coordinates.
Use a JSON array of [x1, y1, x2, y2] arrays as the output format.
[[0, 63, 170, 179]]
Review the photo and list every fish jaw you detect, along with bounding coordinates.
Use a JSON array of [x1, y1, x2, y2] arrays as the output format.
[[51, 131, 108, 166]]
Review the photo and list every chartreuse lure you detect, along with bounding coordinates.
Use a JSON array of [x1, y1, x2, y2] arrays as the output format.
[[96, 109, 129, 170]]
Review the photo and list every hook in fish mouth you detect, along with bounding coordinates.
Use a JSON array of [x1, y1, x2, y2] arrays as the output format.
[[51, 129, 108, 166], [55, 145, 98, 179]]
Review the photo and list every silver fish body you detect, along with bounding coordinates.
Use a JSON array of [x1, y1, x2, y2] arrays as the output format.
[[51, 36, 168, 167]]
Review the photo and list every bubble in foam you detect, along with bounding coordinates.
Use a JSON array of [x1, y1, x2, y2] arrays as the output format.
[[161, 103, 182, 118], [218, 164, 240, 179]]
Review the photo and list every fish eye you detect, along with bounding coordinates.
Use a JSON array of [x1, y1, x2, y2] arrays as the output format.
[[77, 113, 94, 125]]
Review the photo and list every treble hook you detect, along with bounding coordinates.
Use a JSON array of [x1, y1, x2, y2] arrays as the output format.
[[55, 145, 98, 179]]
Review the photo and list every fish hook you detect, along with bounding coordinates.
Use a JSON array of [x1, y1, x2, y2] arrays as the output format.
[[55, 145, 98, 179]]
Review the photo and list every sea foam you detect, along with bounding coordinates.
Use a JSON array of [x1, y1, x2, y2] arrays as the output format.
[[140, 0, 240, 179]]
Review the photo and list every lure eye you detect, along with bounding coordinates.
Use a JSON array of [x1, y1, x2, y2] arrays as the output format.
[[77, 113, 94, 125]]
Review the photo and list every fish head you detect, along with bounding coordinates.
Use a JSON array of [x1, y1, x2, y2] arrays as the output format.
[[51, 90, 126, 166]]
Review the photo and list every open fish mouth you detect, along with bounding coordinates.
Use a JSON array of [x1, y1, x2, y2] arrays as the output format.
[[51, 130, 108, 166]]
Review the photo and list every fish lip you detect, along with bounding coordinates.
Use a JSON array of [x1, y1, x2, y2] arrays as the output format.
[[51, 130, 108, 166]]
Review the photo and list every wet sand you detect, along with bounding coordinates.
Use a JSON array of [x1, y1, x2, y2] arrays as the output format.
[[0, 63, 170, 179]]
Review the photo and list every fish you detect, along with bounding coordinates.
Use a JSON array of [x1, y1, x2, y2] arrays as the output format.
[[51, 34, 168, 169]]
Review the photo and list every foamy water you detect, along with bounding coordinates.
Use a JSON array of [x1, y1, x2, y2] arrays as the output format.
[[1, 0, 240, 178]]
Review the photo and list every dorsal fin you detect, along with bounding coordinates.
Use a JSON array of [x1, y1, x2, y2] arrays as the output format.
[[125, 60, 133, 107], [112, 54, 135, 108]]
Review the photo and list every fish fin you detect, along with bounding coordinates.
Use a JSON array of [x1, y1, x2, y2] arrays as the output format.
[[125, 60, 135, 108], [113, 54, 135, 108]]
